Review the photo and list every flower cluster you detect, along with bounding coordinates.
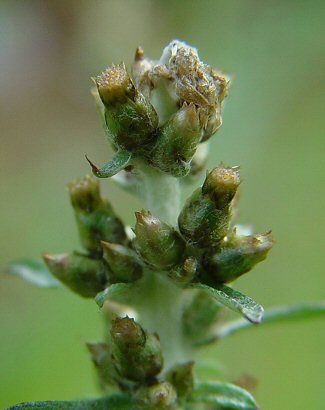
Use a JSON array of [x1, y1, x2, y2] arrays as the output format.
[[37, 42, 274, 410], [9, 41, 275, 410], [43, 166, 273, 302], [87, 40, 229, 178]]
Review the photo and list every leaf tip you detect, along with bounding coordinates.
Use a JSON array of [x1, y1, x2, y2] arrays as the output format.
[[244, 304, 264, 324]]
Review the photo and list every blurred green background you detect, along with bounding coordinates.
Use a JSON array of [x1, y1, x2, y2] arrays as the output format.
[[1, 0, 324, 408]]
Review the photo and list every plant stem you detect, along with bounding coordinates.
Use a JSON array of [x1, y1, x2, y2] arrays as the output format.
[[131, 271, 192, 369], [128, 161, 192, 369], [137, 161, 181, 225]]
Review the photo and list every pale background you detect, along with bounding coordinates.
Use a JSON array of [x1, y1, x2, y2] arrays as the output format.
[[1, 1, 325, 408]]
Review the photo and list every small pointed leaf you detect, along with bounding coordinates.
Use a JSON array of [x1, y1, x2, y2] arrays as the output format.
[[95, 283, 132, 307], [86, 150, 132, 178], [190, 381, 259, 410], [211, 301, 325, 341], [6, 394, 150, 410], [190, 283, 264, 324], [7, 259, 61, 288]]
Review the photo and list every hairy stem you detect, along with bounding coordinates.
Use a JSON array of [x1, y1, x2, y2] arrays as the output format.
[[131, 271, 192, 369], [137, 161, 181, 225], [127, 161, 191, 369]]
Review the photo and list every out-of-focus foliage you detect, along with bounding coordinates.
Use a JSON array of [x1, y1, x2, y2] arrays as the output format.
[[1, 1, 324, 409]]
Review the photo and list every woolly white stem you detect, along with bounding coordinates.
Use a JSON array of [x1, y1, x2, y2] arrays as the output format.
[[138, 162, 181, 225]]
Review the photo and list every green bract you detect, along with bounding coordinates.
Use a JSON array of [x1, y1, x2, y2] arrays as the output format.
[[8, 39, 324, 410]]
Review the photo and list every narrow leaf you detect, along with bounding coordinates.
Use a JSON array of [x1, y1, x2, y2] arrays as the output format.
[[86, 150, 132, 178], [95, 283, 132, 307], [190, 283, 264, 324], [7, 259, 61, 288], [6, 394, 149, 410], [208, 301, 325, 342], [190, 381, 259, 410]]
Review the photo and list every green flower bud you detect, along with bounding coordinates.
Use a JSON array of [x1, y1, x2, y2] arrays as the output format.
[[87, 341, 134, 391], [69, 175, 127, 257], [43, 252, 107, 297], [166, 362, 194, 398], [204, 232, 274, 284], [96, 63, 135, 106], [111, 317, 163, 383], [134, 211, 186, 269], [178, 188, 227, 248], [86, 342, 116, 389], [169, 257, 198, 284], [96, 63, 158, 151], [202, 164, 240, 208], [145, 382, 178, 409], [178, 165, 240, 248], [150, 103, 201, 177], [69, 174, 101, 212], [182, 290, 223, 344], [101, 241, 142, 283]]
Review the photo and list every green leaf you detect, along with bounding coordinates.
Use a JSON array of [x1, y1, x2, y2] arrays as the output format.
[[7, 259, 61, 288], [190, 381, 259, 410], [209, 301, 325, 341], [6, 394, 150, 410], [95, 283, 133, 307], [86, 150, 132, 178], [190, 283, 264, 324]]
